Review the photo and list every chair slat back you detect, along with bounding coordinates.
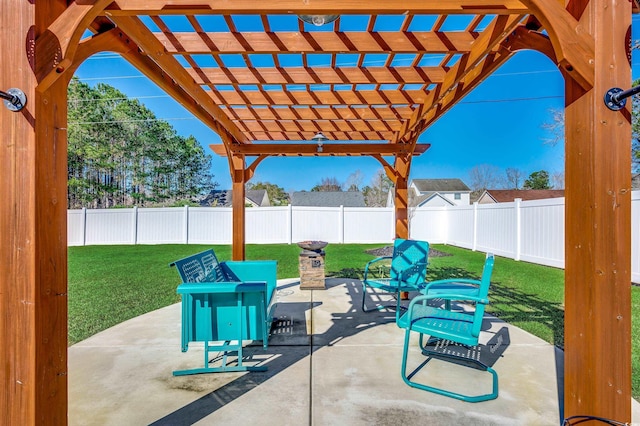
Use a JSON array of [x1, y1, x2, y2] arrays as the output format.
[[170, 249, 229, 283], [470, 253, 495, 337], [390, 238, 429, 286]]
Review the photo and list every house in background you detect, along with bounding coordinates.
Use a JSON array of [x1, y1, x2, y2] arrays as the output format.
[[200, 189, 271, 207], [476, 189, 565, 204], [388, 178, 471, 207], [291, 191, 365, 207]]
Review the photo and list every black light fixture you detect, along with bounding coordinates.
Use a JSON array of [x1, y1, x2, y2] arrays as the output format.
[[1, 88, 26, 112], [604, 85, 640, 111], [298, 15, 339, 26]]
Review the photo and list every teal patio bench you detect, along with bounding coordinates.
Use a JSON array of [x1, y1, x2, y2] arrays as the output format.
[[170, 249, 277, 376]]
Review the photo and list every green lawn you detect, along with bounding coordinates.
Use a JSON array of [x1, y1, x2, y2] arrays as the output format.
[[68, 243, 640, 399]]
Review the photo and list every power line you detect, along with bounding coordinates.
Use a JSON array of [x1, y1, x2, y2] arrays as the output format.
[[459, 95, 562, 104], [68, 117, 195, 125], [68, 94, 564, 126], [70, 94, 170, 103], [79, 75, 147, 81]]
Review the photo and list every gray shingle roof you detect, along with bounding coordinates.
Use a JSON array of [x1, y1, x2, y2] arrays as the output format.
[[200, 189, 269, 207], [481, 189, 565, 203], [291, 191, 365, 207], [412, 178, 471, 192]]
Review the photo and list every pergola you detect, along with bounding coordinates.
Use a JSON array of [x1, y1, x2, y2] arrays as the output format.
[[0, 1, 635, 423]]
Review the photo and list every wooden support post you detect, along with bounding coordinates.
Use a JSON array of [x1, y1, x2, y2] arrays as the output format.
[[1, 2, 70, 423], [393, 155, 412, 240], [563, 0, 631, 421], [230, 155, 246, 261]]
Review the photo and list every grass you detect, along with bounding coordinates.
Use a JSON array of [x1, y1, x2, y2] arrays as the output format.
[[67, 243, 381, 344], [68, 243, 640, 399]]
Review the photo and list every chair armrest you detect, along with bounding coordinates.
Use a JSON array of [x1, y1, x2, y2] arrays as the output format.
[[364, 256, 392, 280], [177, 281, 268, 295], [424, 278, 480, 287], [403, 293, 489, 325], [422, 278, 480, 294]]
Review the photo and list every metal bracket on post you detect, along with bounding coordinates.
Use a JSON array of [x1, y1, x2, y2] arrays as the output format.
[[1, 88, 27, 112], [604, 85, 640, 111]]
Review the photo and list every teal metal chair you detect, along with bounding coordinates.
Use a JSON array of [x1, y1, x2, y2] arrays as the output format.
[[397, 254, 497, 402], [170, 249, 277, 376], [361, 238, 429, 321]]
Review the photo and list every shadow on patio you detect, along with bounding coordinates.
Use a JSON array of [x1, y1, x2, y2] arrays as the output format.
[[68, 277, 584, 425]]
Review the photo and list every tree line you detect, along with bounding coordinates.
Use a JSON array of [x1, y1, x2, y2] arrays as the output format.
[[468, 165, 559, 196], [67, 77, 216, 209]]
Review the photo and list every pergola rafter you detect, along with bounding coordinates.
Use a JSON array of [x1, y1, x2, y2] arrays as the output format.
[[108, 14, 249, 144], [155, 30, 478, 55]]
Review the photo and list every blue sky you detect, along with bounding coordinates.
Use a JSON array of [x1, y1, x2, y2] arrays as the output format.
[[73, 15, 640, 192]]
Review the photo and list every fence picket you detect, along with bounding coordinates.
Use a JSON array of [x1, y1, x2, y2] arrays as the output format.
[[66, 193, 640, 282]]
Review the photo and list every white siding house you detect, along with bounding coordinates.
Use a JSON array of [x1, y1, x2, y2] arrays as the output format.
[[388, 178, 471, 207]]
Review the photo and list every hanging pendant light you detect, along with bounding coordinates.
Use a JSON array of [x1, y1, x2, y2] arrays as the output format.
[[311, 132, 328, 153], [298, 15, 339, 26]]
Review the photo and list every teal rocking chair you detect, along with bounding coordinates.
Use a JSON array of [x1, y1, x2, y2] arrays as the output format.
[[397, 253, 497, 402], [361, 238, 429, 321]]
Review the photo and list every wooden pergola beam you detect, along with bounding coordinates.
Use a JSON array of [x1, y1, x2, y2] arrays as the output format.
[[1, 0, 634, 424], [239, 131, 398, 141], [211, 88, 430, 106], [229, 105, 415, 121], [155, 30, 478, 54], [189, 66, 447, 86], [402, 48, 513, 142], [76, 28, 240, 140], [396, 14, 524, 142], [37, 0, 114, 88], [106, 0, 529, 15], [210, 143, 430, 156], [236, 119, 402, 132], [522, 0, 594, 90]]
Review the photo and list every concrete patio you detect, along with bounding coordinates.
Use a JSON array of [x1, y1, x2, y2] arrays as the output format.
[[68, 278, 640, 425]]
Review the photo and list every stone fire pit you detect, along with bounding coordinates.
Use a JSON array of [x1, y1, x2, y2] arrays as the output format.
[[297, 240, 328, 253], [297, 241, 327, 290]]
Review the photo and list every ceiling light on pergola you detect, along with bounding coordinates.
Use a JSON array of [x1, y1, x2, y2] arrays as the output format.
[[311, 131, 329, 152], [298, 15, 339, 26]]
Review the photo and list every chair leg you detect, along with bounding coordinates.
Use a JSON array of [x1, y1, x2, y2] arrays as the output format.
[[401, 330, 499, 402], [361, 283, 407, 318], [173, 340, 268, 376]]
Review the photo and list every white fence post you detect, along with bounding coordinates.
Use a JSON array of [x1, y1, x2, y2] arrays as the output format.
[[81, 207, 87, 246], [64, 194, 640, 282], [515, 198, 522, 261], [443, 205, 449, 245], [339, 205, 345, 243], [391, 207, 396, 240], [287, 204, 293, 244], [472, 202, 478, 251], [132, 206, 138, 245], [183, 205, 189, 244]]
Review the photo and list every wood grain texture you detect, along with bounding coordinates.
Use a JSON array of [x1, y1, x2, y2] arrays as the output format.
[[0, 1, 633, 423], [231, 156, 247, 261], [562, 0, 632, 421], [106, 0, 530, 15], [1, 1, 69, 424]]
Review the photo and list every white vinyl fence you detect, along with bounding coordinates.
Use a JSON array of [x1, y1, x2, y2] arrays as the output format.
[[68, 191, 640, 282]]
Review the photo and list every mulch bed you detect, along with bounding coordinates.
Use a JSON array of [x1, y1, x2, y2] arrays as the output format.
[[365, 246, 451, 258]]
